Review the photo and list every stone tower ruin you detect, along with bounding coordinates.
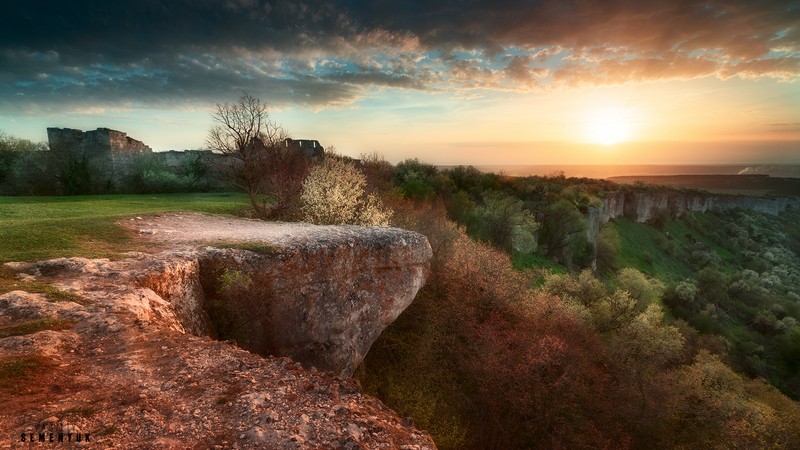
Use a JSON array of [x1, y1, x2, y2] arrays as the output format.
[[47, 127, 153, 189]]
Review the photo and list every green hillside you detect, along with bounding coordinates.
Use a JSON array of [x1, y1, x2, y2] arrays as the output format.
[[612, 215, 740, 282]]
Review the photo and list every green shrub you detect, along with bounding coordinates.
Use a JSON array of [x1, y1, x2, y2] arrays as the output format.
[[217, 268, 252, 294], [140, 170, 202, 193], [2, 145, 60, 195], [596, 224, 619, 273]]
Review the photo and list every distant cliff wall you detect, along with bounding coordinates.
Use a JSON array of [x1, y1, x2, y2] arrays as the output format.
[[594, 190, 799, 224], [586, 190, 800, 266]]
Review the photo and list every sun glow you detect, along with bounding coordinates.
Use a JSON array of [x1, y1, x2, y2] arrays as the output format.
[[584, 107, 634, 146]]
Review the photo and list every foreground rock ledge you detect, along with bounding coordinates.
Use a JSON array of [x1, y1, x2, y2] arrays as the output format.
[[0, 214, 435, 449]]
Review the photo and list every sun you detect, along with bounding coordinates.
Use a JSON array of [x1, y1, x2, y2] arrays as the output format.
[[584, 107, 634, 146]]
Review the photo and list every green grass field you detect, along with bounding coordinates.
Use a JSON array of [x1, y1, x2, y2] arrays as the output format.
[[0, 193, 249, 262], [512, 251, 567, 274], [613, 218, 694, 281], [613, 215, 739, 282]]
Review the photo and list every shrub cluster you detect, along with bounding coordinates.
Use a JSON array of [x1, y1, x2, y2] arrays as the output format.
[[359, 202, 800, 449], [300, 155, 392, 226]]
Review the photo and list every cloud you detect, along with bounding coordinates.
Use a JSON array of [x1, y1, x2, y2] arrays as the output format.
[[1, 0, 797, 112], [504, 55, 548, 87], [766, 121, 800, 137], [553, 54, 722, 87], [718, 56, 800, 80], [0, 50, 364, 112]]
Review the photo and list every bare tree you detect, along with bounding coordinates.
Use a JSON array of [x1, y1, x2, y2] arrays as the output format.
[[207, 92, 295, 218]]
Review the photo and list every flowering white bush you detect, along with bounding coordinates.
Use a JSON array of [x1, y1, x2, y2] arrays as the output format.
[[300, 156, 392, 226], [359, 192, 394, 227]]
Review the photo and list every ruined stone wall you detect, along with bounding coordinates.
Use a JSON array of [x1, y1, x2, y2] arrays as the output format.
[[48, 127, 152, 156], [93, 128, 152, 185], [43, 127, 312, 192], [46, 127, 228, 191], [154, 149, 217, 170], [104, 128, 152, 154], [47, 127, 114, 187], [46, 127, 85, 156], [149, 150, 229, 190]]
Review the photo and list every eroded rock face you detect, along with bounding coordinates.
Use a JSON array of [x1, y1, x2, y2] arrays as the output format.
[[584, 190, 800, 266], [53, 224, 431, 378], [198, 227, 431, 377], [597, 190, 799, 224], [0, 222, 435, 449]]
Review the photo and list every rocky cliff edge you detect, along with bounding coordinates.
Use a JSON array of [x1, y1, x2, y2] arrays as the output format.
[[0, 213, 435, 449]]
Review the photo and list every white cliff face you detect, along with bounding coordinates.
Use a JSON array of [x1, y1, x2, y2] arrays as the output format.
[[596, 190, 798, 225], [586, 189, 799, 263]]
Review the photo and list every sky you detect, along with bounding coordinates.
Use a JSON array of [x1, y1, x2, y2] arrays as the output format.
[[1, 0, 798, 165]]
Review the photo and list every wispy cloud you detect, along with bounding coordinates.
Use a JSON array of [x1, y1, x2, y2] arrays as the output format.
[[1, 0, 797, 112]]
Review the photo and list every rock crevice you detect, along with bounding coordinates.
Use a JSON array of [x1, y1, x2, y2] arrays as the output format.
[[136, 226, 432, 377], [1, 219, 435, 449]]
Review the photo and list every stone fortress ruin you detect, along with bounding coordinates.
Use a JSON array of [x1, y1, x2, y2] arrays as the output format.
[[285, 138, 325, 159], [45, 127, 324, 191], [47, 127, 153, 155], [47, 127, 220, 188]]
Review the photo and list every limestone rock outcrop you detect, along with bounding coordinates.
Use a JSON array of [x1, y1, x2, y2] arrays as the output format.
[[34, 224, 431, 378], [1, 217, 435, 448], [593, 189, 799, 224], [584, 189, 800, 268], [124, 213, 433, 377], [195, 227, 431, 377]]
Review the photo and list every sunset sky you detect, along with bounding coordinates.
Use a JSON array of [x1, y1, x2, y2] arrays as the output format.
[[1, 0, 798, 165]]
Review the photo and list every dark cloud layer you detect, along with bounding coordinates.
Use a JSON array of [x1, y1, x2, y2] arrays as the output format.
[[1, 0, 797, 111]]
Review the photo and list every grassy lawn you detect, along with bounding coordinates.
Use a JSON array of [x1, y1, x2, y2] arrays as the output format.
[[0, 193, 249, 262]]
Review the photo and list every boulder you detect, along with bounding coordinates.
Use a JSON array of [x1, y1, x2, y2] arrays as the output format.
[[195, 226, 432, 377]]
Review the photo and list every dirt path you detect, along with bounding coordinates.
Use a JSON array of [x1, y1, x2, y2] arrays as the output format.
[[120, 212, 323, 246]]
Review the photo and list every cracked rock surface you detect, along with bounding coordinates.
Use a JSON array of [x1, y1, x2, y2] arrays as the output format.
[[0, 213, 435, 449]]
